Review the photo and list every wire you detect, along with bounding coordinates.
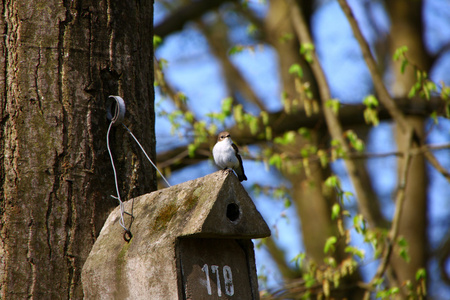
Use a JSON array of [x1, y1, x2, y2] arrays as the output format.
[[106, 95, 171, 242], [122, 124, 171, 187], [106, 121, 129, 232]]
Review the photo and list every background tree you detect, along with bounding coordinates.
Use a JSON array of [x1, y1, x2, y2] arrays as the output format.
[[154, 0, 450, 298], [0, 0, 156, 298]]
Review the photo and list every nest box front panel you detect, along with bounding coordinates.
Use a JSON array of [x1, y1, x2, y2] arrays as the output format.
[[177, 238, 259, 299]]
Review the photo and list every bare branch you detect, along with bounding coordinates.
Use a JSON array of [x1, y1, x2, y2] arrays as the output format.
[[336, 0, 409, 132], [196, 17, 268, 111], [363, 131, 414, 300], [154, 58, 192, 115], [154, 0, 239, 39]]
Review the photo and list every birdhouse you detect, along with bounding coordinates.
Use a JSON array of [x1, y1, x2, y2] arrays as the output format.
[[82, 171, 271, 299]]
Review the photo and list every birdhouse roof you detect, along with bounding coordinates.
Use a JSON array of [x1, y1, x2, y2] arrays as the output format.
[[102, 170, 270, 241]]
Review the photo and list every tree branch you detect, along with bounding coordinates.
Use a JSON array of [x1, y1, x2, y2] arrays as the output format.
[[363, 131, 414, 300], [337, 0, 450, 182], [154, 0, 238, 39], [196, 17, 267, 111], [156, 97, 445, 171]]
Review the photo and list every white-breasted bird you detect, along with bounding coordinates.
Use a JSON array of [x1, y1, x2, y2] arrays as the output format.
[[212, 131, 247, 182]]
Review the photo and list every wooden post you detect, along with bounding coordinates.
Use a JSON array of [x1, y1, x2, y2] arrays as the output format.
[[82, 171, 270, 299]]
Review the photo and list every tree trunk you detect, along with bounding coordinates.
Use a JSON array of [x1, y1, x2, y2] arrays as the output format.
[[0, 0, 156, 298], [265, 0, 335, 265], [387, 0, 430, 289]]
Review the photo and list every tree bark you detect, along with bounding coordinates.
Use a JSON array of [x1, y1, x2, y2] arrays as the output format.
[[0, 0, 156, 298], [386, 0, 429, 289]]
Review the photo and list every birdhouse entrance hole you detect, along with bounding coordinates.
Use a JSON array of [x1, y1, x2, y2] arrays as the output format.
[[226, 203, 240, 222]]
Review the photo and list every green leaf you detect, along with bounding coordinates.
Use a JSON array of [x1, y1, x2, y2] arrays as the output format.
[[300, 148, 309, 158], [153, 35, 162, 48], [424, 80, 437, 100], [269, 153, 282, 169], [399, 249, 411, 263], [393, 46, 408, 61], [325, 175, 340, 188], [364, 108, 380, 126], [317, 149, 328, 168], [246, 114, 259, 135], [208, 124, 218, 136], [221, 97, 233, 116], [430, 111, 438, 124], [353, 214, 366, 234], [363, 95, 379, 107], [177, 91, 188, 103], [397, 237, 410, 262], [324, 256, 337, 268], [326, 99, 340, 115], [228, 44, 244, 55], [345, 246, 365, 260], [343, 191, 354, 202], [260, 111, 269, 126], [441, 85, 450, 100], [389, 287, 400, 295], [288, 63, 303, 78], [233, 104, 244, 125], [284, 198, 291, 208], [184, 111, 195, 123], [290, 252, 306, 268], [397, 236, 408, 247], [279, 32, 294, 43], [187, 144, 197, 158], [303, 272, 316, 288], [331, 203, 340, 220], [416, 268, 427, 281], [401, 59, 409, 74], [247, 23, 258, 35], [324, 236, 337, 254], [274, 131, 296, 145], [265, 126, 272, 140], [298, 127, 311, 140], [300, 43, 315, 63], [345, 130, 365, 152]]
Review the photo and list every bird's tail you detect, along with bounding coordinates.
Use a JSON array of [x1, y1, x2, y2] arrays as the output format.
[[235, 167, 247, 182]]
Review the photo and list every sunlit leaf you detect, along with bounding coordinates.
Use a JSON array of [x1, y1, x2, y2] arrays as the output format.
[[331, 203, 340, 220], [326, 99, 340, 115], [325, 175, 340, 189], [187, 144, 197, 158], [228, 44, 245, 55], [324, 236, 337, 254], [416, 268, 427, 281], [288, 63, 303, 78], [265, 126, 272, 140], [393, 45, 408, 61], [363, 95, 379, 107], [345, 246, 365, 260], [221, 97, 233, 116], [153, 35, 162, 48]]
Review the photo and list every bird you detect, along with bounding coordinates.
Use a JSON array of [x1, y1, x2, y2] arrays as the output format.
[[212, 131, 247, 182]]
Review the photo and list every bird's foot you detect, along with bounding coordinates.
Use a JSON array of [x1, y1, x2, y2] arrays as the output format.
[[222, 168, 233, 174]]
